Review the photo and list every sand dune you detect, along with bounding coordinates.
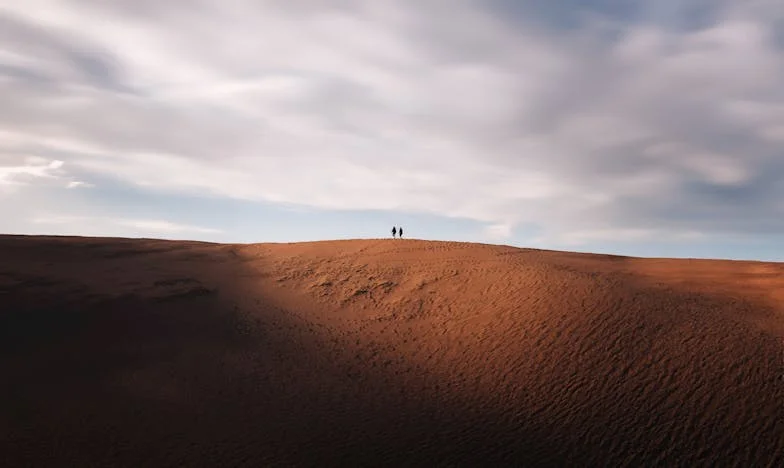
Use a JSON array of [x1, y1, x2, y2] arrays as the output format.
[[0, 235, 781, 466]]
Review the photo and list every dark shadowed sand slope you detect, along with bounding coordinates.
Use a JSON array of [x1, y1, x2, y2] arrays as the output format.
[[0, 235, 782, 467]]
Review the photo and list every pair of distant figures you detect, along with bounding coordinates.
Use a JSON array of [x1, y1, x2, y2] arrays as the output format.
[[391, 226, 404, 238]]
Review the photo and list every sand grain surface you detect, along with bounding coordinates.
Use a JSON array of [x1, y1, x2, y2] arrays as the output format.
[[1, 236, 782, 466]]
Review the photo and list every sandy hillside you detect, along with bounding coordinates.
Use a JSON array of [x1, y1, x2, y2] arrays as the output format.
[[0, 235, 781, 467]]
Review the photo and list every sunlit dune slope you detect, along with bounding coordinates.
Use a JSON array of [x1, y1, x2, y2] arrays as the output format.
[[1, 235, 781, 466]]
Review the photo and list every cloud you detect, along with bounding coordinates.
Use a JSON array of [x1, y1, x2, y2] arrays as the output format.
[[66, 180, 93, 189], [546, 228, 709, 247], [30, 214, 87, 225], [31, 214, 222, 237], [1, 1, 783, 244], [0, 157, 65, 188], [112, 219, 222, 234], [483, 223, 514, 241]]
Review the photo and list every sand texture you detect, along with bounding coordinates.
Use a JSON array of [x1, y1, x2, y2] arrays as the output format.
[[1, 235, 782, 466]]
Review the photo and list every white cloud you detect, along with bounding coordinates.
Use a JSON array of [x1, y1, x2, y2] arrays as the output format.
[[483, 223, 513, 241], [541, 228, 709, 246], [0, 158, 65, 187], [66, 180, 93, 189], [1, 1, 783, 243], [30, 214, 87, 225], [112, 219, 222, 234], [29, 213, 222, 238]]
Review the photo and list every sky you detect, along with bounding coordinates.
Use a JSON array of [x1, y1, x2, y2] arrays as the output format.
[[1, 0, 783, 260]]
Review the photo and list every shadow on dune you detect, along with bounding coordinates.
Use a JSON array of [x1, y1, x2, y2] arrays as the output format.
[[0, 236, 782, 467]]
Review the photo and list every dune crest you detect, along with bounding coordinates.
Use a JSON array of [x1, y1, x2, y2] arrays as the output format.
[[1, 236, 781, 466]]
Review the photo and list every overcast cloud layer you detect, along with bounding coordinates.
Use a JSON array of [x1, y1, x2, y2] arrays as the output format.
[[1, 0, 783, 250]]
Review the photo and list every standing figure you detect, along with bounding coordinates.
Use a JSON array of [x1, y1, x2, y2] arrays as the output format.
[[399, 226, 403, 238], [392, 226, 397, 238]]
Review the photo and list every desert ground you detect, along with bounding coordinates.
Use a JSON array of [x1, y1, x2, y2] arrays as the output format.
[[0, 235, 781, 466]]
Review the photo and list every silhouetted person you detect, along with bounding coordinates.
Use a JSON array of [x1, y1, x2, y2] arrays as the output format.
[[399, 226, 403, 238], [392, 226, 397, 238]]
